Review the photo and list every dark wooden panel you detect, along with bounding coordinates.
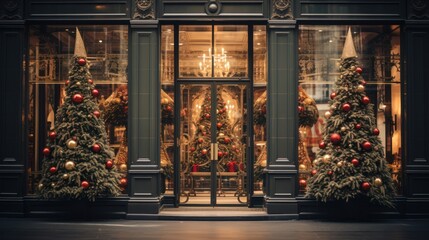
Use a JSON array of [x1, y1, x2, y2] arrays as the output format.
[[0, 174, 23, 197], [0, 30, 23, 167], [159, 0, 266, 18], [406, 26, 429, 166], [27, 0, 129, 19], [407, 172, 429, 197], [297, 0, 404, 20], [268, 27, 298, 168]]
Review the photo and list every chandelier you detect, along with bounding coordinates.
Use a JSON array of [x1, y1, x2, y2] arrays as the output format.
[[198, 48, 233, 77]]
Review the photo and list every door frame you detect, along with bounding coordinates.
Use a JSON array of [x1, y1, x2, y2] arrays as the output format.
[[173, 81, 253, 206]]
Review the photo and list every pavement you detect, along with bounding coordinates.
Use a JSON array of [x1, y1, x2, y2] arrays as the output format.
[[1, 217, 429, 240]]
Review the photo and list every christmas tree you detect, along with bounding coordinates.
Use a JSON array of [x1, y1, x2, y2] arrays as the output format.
[[297, 86, 319, 190], [38, 28, 122, 201], [305, 28, 395, 208], [189, 87, 242, 172]]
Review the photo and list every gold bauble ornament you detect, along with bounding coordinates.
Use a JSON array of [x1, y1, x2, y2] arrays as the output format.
[[65, 161, 75, 170], [120, 164, 127, 172], [63, 174, 69, 179], [161, 159, 167, 167], [199, 125, 205, 131], [76, 82, 81, 86], [219, 133, 225, 137], [67, 140, 77, 149], [161, 98, 169, 105], [260, 159, 267, 167], [51, 183, 55, 187], [337, 161, 343, 167], [299, 164, 307, 171], [324, 111, 332, 119], [350, 65, 356, 71], [323, 154, 331, 162], [313, 159, 319, 165], [374, 178, 383, 186], [341, 127, 347, 132], [303, 98, 313, 105], [357, 85, 365, 92], [38, 183, 44, 190]]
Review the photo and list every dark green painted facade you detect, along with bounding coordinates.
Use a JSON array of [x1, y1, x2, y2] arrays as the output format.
[[1, 0, 428, 218]]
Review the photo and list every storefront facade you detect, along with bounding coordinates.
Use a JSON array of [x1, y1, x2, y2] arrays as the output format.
[[1, 0, 428, 218]]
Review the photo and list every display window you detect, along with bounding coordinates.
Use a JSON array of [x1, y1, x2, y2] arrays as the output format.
[[298, 25, 402, 196], [27, 25, 128, 194]]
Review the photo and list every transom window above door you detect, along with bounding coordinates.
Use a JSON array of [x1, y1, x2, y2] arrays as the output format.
[[178, 25, 248, 79]]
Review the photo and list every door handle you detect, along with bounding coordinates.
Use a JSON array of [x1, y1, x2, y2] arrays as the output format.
[[211, 143, 218, 161]]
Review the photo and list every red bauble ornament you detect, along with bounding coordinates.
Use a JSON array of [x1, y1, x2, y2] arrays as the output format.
[[299, 179, 307, 187], [92, 89, 99, 97], [361, 182, 371, 191], [192, 164, 199, 172], [72, 94, 83, 104], [88, 79, 94, 84], [43, 147, 50, 156], [106, 160, 113, 169], [232, 145, 236, 150], [356, 67, 363, 74], [92, 144, 101, 153], [166, 105, 172, 112], [362, 141, 372, 150], [49, 131, 57, 140], [298, 106, 303, 113], [77, 58, 86, 66], [342, 103, 351, 112], [120, 178, 127, 187], [319, 141, 326, 149], [190, 147, 196, 152], [362, 96, 370, 105], [311, 169, 317, 176], [360, 80, 367, 86], [355, 123, 362, 130], [330, 133, 341, 144], [218, 151, 223, 158], [351, 158, 359, 167], [201, 149, 208, 155], [49, 166, 57, 173], [327, 170, 333, 176], [217, 123, 223, 129], [198, 138, 204, 144], [223, 151, 228, 156], [94, 110, 101, 118], [224, 137, 231, 143], [330, 92, 337, 100], [205, 113, 210, 119], [373, 128, 380, 136], [65, 80, 70, 86], [81, 181, 89, 189]]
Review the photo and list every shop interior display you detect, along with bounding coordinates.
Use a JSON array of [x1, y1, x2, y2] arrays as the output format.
[[38, 28, 122, 201], [305, 29, 395, 207]]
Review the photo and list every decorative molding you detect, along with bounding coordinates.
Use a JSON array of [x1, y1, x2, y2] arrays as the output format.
[[409, 0, 429, 19], [271, 0, 293, 20], [0, 0, 23, 20], [133, 0, 155, 20]]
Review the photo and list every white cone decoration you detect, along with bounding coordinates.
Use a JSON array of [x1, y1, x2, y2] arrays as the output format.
[[341, 27, 357, 59], [74, 27, 87, 57]]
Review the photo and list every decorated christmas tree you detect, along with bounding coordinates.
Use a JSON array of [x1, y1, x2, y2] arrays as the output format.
[[297, 86, 319, 190], [305, 28, 395, 207], [38, 28, 122, 201], [189, 87, 242, 172]]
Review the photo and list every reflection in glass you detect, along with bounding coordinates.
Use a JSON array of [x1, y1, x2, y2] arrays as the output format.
[[298, 25, 402, 194], [253, 26, 267, 84], [179, 25, 212, 78]]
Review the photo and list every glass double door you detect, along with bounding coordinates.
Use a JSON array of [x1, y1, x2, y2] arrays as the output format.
[[175, 82, 250, 206]]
